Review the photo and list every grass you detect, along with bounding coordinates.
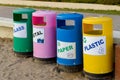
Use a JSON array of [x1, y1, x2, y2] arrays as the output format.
[[0, 3, 120, 15]]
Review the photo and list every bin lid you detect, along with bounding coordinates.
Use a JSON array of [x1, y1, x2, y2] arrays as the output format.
[[13, 8, 35, 14], [83, 17, 112, 24], [57, 13, 83, 20], [32, 10, 56, 17]]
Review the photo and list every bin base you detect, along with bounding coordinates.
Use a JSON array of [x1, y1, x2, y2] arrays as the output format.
[[84, 71, 113, 80], [33, 57, 56, 64], [14, 51, 33, 58], [57, 64, 82, 73]]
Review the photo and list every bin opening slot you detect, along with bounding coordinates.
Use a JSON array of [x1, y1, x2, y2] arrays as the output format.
[[32, 16, 46, 26], [13, 14, 27, 22], [84, 24, 103, 35], [57, 20, 74, 30], [13, 14, 21, 21]]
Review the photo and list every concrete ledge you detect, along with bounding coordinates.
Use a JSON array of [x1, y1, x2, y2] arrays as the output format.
[[0, 0, 120, 11], [0, 17, 13, 38], [113, 31, 120, 44], [0, 26, 13, 39], [0, 17, 13, 28], [0, 17, 120, 43]]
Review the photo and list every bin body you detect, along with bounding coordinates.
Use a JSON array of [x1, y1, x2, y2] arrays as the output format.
[[83, 17, 113, 74], [13, 8, 35, 54], [57, 13, 83, 66], [33, 11, 56, 59]]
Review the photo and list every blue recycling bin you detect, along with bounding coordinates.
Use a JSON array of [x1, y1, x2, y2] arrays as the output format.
[[57, 13, 83, 72]]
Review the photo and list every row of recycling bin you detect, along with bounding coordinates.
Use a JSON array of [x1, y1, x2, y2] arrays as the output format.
[[13, 8, 113, 79]]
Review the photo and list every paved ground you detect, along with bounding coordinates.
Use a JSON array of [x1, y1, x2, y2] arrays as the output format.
[[0, 6, 120, 30], [0, 6, 120, 44], [0, 6, 15, 18]]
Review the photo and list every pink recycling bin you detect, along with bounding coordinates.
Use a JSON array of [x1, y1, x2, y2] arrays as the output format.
[[32, 10, 57, 63]]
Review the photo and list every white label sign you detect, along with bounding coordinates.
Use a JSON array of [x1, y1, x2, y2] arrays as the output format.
[[83, 36, 106, 55], [13, 22, 27, 38], [33, 27, 44, 43], [57, 40, 76, 59]]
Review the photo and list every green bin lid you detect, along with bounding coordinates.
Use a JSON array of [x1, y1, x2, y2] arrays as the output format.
[[13, 8, 35, 14]]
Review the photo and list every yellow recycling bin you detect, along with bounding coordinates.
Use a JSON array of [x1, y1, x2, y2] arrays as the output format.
[[83, 17, 113, 79]]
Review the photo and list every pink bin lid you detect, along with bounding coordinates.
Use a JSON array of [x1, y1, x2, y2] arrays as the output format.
[[32, 10, 56, 25]]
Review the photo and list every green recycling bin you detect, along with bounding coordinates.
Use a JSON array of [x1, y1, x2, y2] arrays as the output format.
[[13, 8, 35, 57]]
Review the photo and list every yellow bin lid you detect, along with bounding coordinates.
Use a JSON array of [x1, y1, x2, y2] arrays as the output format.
[[83, 17, 112, 24]]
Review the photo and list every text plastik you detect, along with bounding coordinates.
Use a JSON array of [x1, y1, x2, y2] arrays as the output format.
[[84, 39, 104, 51]]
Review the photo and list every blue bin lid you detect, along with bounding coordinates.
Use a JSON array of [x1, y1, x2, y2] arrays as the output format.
[[57, 13, 83, 20]]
